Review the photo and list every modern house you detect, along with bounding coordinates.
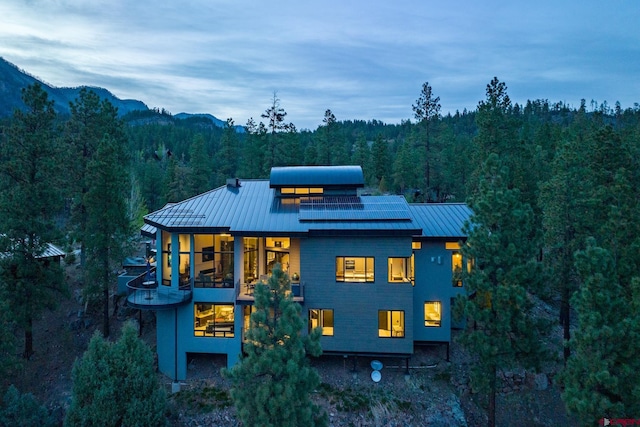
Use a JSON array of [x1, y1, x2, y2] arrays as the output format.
[[128, 165, 471, 381]]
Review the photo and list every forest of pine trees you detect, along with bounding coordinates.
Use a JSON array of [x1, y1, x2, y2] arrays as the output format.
[[1, 78, 640, 424]]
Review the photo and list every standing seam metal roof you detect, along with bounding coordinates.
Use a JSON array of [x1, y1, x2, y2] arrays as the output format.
[[145, 180, 423, 234]]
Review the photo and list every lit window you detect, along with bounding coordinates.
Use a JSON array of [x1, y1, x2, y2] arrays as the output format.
[[378, 310, 404, 337], [309, 309, 334, 336], [445, 242, 460, 250], [336, 257, 374, 282], [424, 302, 441, 327], [281, 188, 295, 194], [412, 241, 422, 250], [194, 303, 234, 337], [388, 257, 413, 283], [452, 251, 463, 287]]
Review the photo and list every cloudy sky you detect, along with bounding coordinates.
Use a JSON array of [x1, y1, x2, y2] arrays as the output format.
[[1, 0, 638, 130]]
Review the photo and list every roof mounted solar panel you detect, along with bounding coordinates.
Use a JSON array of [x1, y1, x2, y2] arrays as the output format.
[[299, 196, 411, 221]]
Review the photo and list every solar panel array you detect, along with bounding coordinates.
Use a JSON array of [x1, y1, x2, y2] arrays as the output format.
[[298, 196, 411, 221]]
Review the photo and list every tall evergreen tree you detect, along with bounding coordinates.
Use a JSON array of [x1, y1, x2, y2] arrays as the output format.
[[186, 133, 212, 195], [412, 82, 441, 200], [371, 134, 389, 188], [469, 77, 518, 196], [261, 93, 290, 172], [561, 240, 640, 424], [223, 264, 327, 427], [392, 140, 418, 194], [350, 134, 371, 181], [0, 83, 67, 359], [84, 133, 131, 337], [216, 118, 239, 185], [66, 89, 127, 267], [455, 154, 547, 427]]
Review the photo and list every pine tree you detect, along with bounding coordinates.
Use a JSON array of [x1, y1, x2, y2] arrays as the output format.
[[412, 82, 441, 200], [455, 154, 547, 427], [0, 385, 56, 427], [65, 322, 167, 427], [216, 118, 239, 185], [371, 134, 389, 188], [187, 133, 212, 195], [223, 264, 327, 427], [561, 240, 640, 424], [0, 83, 67, 359], [84, 133, 131, 337], [65, 89, 127, 267]]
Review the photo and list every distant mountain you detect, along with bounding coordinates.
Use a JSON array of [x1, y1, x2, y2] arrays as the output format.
[[0, 57, 148, 117], [0, 57, 240, 130], [174, 113, 226, 128]]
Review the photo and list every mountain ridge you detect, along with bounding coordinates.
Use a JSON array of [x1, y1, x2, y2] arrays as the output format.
[[0, 57, 229, 128]]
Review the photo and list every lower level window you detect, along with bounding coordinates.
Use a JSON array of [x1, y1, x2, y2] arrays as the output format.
[[194, 303, 234, 337], [424, 301, 442, 327], [378, 310, 404, 338], [309, 309, 334, 336]]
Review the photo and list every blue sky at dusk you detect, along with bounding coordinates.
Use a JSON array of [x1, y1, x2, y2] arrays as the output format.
[[1, 0, 638, 129]]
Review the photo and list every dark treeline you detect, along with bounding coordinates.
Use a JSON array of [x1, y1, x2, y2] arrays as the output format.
[[1, 78, 640, 425]]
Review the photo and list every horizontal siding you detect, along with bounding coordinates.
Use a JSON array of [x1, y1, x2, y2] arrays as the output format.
[[301, 236, 414, 354]]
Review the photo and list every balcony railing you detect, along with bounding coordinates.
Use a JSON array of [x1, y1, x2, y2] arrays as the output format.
[[126, 267, 193, 310], [236, 279, 304, 303]]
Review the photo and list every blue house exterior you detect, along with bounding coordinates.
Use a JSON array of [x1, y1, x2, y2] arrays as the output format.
[[127, 166, 471, 381]]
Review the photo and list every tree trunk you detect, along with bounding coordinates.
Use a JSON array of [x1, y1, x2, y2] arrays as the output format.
[[23, 316, 33, 359], [561, 292, 571, 363], [103, 265, 110, 337], [488, 364, 496, 427]]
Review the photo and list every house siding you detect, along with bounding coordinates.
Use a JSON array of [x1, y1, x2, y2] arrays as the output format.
[[301, 236, 414, 355]]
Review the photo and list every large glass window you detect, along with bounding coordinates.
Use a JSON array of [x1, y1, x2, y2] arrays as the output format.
[[244, 237, 259, 283], [265, 237, 290, 274], [193, 234, 234, 288], [388, 256, 414, 284], [424, 301, 442, 327], [194, 303, 234, 337], [378, 310, 404, 338], [336, 257, 374, 282], [309, 309, 334, 336]]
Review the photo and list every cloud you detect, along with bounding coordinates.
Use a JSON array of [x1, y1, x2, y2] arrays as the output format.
[[1, 0, 639, 129]]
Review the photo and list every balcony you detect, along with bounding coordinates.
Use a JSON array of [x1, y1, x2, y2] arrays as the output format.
[[236, 278, 304, 304], [126, 268, 193, 310]]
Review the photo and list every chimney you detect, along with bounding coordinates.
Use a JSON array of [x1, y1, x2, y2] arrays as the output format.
[[226, 178, 241, 188]]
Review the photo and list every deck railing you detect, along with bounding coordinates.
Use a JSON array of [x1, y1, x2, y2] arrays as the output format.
[[126, 267, 193, 309]]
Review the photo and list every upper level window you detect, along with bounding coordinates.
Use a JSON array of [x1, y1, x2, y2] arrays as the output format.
[[309, 309, 334, 336], [194, 234, 234, 288], [452, 251, 463, 287], [336, 257, 374, 282], [280, 187, 324, 196], [265, 237, 290, 274], [388, 256, 414, 284], [412, 241, 422, 250], [378, 310, 404, 338]]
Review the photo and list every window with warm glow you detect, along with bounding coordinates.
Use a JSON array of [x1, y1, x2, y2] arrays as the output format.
[[378, 310, 405, 337], [309, 309, 334, 336], [336, 257, 374, 282], [424, 301, 442, 327], [194, 303, 234, 337], [452, 251, 463, 287], [388, 256, 414, 284]]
